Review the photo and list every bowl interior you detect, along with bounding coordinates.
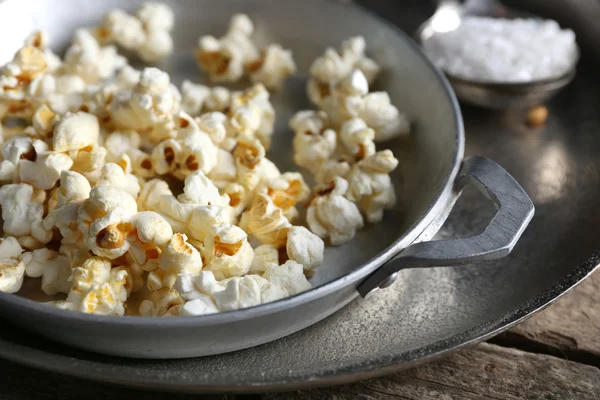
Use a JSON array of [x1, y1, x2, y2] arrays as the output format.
[[0, 0, 460, 297]]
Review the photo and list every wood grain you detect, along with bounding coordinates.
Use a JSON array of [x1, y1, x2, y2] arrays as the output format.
[[493, 269, 600, 366], [262, 343, 600, 400]]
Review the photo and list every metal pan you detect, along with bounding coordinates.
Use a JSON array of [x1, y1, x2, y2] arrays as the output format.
[[0, 0, 533, 359]]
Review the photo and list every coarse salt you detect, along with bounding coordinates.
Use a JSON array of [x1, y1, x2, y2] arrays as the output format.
[[422, 17, 578, 83]]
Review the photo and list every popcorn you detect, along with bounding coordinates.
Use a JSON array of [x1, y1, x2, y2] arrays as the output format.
[[230, 84, 275, 149], [249, 244, 279, 274], [19, 151, 73, 190], [285, 226, 324, 271], [178, 170, 230, 207], [189, 205, 235, 243], [110, 67, 181, 143], [178, 297, 219, 316], [196, 112, 228, 146], [137, 2, 175, 32], [104, 130, 141, 162], [257, 172, 310, 222], [290, 110, 337, 173], [68, 144, 107, 183], [151, 138, 181, 175], [128, 211, 173, 271], [62, 29, 126, 84], [181, 80, 211, 116], [24, 31, 62, 73], [0, 237, 23, 260], [151, 233, 202, 290], [126, 149, 154, 178], [204, 87, 231, 112], [320, 69, 369, 126], [345, 150, 398, 223], [233, 136, 280, 192], [306, 177, 364, 245], [354, 91, 410, 142], [211, 274, 271, 311], [314, 158, 352, 185], [204, 224, 254, 278], [196, 14, 258, 82], [263, 260, 312, 297], [241, 193, 291, 246], [309, 36, 379, 101], [174, 112, 219, 176], [246, 44, 296, 90], [139, 288, 183, 316], [222, 182, 248, 216], [0, 183, 51, 244], [96, 162, 141, 198], [0, 259, 25, 293], [208, 148, 237, 188], [339, 118, 376, 161], [78, 186, 138, 243], [101, 9, 146, 50], [64, 256, 128, 316], [20, 248, 71, 295], [57, 170, 91, 207], [52, 112, 100, 152], [137, 29, 174, 63]]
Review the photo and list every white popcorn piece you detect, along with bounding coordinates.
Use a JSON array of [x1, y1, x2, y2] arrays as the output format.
[[290, 110, 337, 173], [263, 260, 312, 297], [222, 182, 248, 217], [0, 183, 51, 244], [0, 160, 16, 184], [241, 193, 291, 247], [96, 162, 141, 199], [320, 69, 369, 126], [110, 67, 181, 143], [136, 2, 175, 32], [104, 130, 142, 162], [196, 112, 228, 146], [68, 144, 107, 183], [174, 112, 219, 176], [128, 211, 173, 271], [19, 151, 73, 190], [340, 118, 376, 161], [0, 259, 25, 293], [204, 223, 254, 278], [188, 205, 235, 243], [139, 288, 183, 316], [78, 185, 138, 240], [57, 170, 91, 207], [137, 29, 174, 63], [178, 297, 219, 316], [230, 84, 275, 149], [314, 158, 352, 185], [67, 261, 129, 316], [62, 29, 126, 84], [208, 148, 237, 189], [196, 14, 258, 82], [101, 9, 146, 50], [178, 170, 230, 207], [355, 91, 410, 142], [20, 248, 71, 295], [285, 226, 324, 271], [52, 112, 100, 152], [233, 136, 280, 192], [31, 105, 58, 138], [257, 172, 310, 222], [246, 44, 296, 90], [204, 86, 231, 112], [24, 31, 62, 74], [211, 274, 271, 311], [44, 74, 87, 114], [152, 233, 202, 291], [345, 150, 399, 223], [126, 148, 154, 178], [0, 237, 23, 260], [85, 206, 133, 259], [249, 244, 279, 274], [310, 36, 380, 89], [137, 178, 172, 211], [181, 80, 211, 116], [151, 138, 181, 175], [306, 177, 364, 245]]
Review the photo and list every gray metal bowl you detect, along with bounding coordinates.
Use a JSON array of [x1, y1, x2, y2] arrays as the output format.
[[0, 0, 533, 359]]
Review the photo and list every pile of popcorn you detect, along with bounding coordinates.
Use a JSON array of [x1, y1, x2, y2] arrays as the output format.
[[0, 5, 409, 318], [422, 17, 578, 83]]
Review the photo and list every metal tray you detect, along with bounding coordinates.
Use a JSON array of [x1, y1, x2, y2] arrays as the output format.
[[1, 0, 599, 392]]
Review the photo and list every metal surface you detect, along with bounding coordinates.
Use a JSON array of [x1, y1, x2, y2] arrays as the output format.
[[358, 156, 535, 297], [0, 0, 472, 358], [0, 0, 598, 392], [417, 0, 579, 109]]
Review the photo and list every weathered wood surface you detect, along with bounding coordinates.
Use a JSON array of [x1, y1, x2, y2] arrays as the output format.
[[493, 270, 600, 366], [1, 270, 599, 399], [263, 343, 600, 400]]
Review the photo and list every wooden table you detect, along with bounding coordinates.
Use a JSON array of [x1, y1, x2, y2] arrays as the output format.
[[1, 270, 598, 400]]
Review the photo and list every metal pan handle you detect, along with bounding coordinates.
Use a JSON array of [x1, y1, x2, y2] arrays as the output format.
[[357, 156, 535, 298]]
